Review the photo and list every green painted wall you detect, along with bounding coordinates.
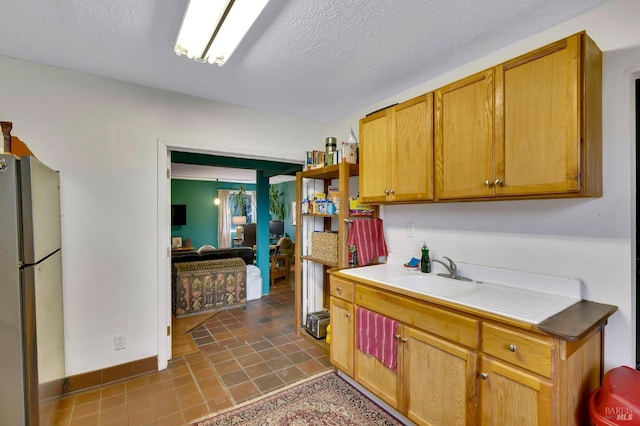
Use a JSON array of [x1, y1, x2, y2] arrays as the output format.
[[170, 179, 297, 249], [171, 180, 217, 248], [271, 180, 297, 238], [171, 180, 255, 249]]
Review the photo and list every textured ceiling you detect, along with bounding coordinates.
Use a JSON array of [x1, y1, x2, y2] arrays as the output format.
[[0, 0, 607, 124], [1, 0, 608, 182]]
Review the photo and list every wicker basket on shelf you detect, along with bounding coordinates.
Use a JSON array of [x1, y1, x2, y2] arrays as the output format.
[[310, 232, 338, 264]]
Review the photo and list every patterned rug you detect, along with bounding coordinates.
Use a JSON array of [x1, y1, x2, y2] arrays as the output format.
[[192, 370, 405, 425]]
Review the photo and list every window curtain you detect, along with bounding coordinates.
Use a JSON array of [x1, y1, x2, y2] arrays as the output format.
[[250, 190, 257, 223], [218, 190, 232, 248]]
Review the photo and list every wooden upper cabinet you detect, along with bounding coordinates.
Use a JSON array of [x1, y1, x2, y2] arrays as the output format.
[[494, 32, 601, 197], [434, 31, 601, 201], [360, 107, 392, 203], [361, 31, 601, 204], [435, 70, 495, 200], [360, 94, 434, 203], [392, 94, 434, 202]]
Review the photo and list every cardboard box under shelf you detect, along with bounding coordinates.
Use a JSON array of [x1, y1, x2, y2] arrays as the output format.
[[311, 232, 338, 264]]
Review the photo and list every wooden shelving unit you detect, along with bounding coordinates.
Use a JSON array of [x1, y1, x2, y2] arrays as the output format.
[[294, 162, 359, 334]]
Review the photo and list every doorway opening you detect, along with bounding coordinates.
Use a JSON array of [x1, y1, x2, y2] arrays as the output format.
[[167, 150, 301, 359]]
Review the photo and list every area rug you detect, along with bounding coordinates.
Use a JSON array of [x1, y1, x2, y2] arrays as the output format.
[[192, 370, 405, 425]]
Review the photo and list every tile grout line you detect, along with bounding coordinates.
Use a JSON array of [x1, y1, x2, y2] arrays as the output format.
[[184, 356, 219, 419], [201, 316, 276, 406]]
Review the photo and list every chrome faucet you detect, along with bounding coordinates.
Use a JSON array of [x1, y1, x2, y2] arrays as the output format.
[[431, 257, 472, 282]]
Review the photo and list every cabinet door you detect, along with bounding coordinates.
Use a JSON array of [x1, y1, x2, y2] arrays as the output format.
[[404, 326, 477, 426], [354, 322, 401, 409], [329, 297, 354, 377], [392, 94, 434, 202], [494, 35, 579, 196], [360, 108, 393, 203], [435, 70, 494, 199], [480, 357, 554, 426]]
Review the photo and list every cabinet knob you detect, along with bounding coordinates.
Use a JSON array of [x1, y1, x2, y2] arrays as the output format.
[[345, 313, 351, 318], [336, 287, 342, 292], [508, 344, 518, 352], [384, 189, 390, 195], [395, 334, 402, 341], [389, 189, 395, 195], [495, 179, 503, 186], [401, 337, 408, 343], [480, 373, 489, 380], [484, 180, 494, 187]]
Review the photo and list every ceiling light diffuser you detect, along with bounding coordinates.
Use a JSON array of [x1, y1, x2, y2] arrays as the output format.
[[174, 0, 269, 66]]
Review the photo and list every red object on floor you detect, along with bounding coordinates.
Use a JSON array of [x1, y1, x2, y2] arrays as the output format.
[[590, 366, 640, 425]]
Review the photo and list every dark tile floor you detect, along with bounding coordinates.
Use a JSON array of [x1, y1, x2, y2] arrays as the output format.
[[42, 281, 332, 425]]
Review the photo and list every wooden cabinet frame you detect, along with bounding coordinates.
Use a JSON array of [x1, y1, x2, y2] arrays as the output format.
[[435, 70, 495, 200], [493, 33, 601, 198], [403, 326, 478, 426], [329, 273, 608, 425], [480, 357, 554, 426], [329, 296, 354, 376], [363, 31, 601, 204], [360, 94, 434, 203]]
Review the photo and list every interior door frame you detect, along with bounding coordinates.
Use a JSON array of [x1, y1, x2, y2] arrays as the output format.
[[156, 139, 299, 369], [634, 76, 640, 370], [157, 140, 171, 369]]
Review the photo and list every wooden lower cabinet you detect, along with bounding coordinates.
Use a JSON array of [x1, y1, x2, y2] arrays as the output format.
[[479, 356, 554, 426], [329, 296, 354, 377], [479, 323, 603, 426], [355, 343, 400, 408], [403, 326, 477, 426], [330, 274, 605, 425], [354, 323, 477, 426]]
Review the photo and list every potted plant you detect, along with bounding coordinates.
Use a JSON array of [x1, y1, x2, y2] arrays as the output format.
[[230, 185, 248, 217], [269, 185, 286, 221]]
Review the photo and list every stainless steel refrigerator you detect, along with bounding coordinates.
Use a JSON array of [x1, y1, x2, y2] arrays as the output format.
[[0, 154, 65, 425]]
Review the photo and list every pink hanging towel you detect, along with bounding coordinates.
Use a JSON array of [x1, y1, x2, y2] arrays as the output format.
[[356, 306, 399, 371], [347, 218, 388, 266]]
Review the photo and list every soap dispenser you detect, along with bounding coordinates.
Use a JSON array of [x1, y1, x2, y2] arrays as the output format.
[[420, 242, 431, 273]]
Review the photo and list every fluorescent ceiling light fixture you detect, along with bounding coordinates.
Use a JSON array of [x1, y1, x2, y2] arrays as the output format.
[[174, 0, 269, 66]]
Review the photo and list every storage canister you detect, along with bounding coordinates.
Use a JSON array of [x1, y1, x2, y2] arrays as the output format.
[[325, 137, 337, 165]]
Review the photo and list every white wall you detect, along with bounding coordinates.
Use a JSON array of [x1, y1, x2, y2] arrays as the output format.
[[326, 0, 640, 370], [0, 57, 325, 375], [2, 0, 638, 376]]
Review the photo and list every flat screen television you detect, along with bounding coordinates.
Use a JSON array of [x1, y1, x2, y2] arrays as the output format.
[[171, 204, 187, 226], [269, 220, 284, 237]]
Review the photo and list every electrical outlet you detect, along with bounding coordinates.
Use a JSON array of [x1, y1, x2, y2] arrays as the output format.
[[114, 335, 126, 350], [407, 223, 416, 237]]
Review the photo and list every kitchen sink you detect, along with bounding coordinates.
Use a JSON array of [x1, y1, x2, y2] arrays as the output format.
[[338, 257, 583, 324], [386, 274, 479, 300]]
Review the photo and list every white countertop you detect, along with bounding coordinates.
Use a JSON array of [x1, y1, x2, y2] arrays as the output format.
[[338, 254, 583, 325]]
